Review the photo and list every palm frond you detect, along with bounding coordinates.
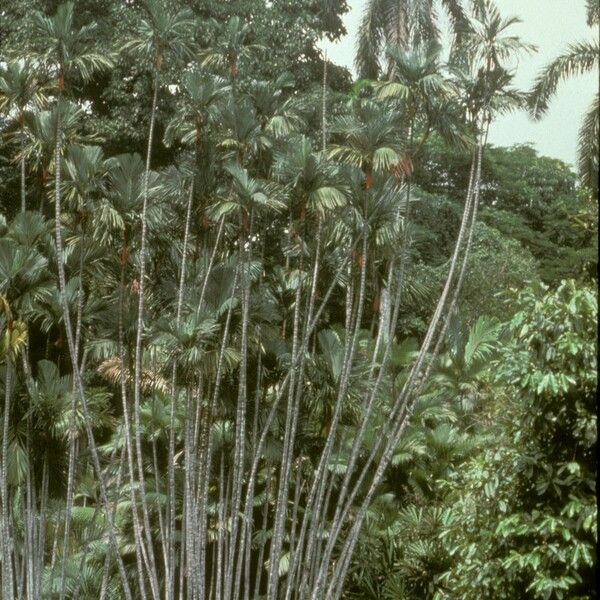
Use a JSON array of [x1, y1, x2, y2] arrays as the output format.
[[463, 315, 502, 368], [529, 41, 599, 119], [355, 0, 390, 79], [577, 92, 599, 193]]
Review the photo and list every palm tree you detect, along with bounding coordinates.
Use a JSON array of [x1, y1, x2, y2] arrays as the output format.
[[258, 138, 347, 599], [20, 99, 96, 216], [373, 40, 458, 353], [0, 59, 46, 213], [163, 68, 228, 253], [30, 4, 130, 599], [199, 16, 263, 83], [328, 97, 404, 188], [58, 142, 110, 599], [209, 162, 284, 600], [124, 3, 197, 594], [311, 5, 533, 597], [164, 70, 229, 150], [0, 295, 28, 600], [356, 0, 469, 79], [246, 73, 307, 139], [529, 3, 599, 192]]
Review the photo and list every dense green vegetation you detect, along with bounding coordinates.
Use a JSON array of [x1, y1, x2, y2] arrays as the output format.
[[0, 1, 597, 599]]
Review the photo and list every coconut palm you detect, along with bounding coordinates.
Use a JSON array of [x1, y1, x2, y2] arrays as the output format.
[[529, 4, 599, 192]]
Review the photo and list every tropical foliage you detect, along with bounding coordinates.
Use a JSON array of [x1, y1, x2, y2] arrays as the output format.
[[0, 1, 596, 599]]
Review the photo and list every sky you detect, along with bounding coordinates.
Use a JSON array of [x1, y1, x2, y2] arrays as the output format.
[[321, 0, 598, 168]]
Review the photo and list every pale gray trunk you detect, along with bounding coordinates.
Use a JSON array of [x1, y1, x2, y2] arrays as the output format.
[[265, 272, 303, 600], [100, 446, 127, 600], [197, 268, 239, 600], [131, 70, 161, 600], [252, 461, 271, 600], [316, 154, 481, 581], [224, 255, 251, 600], [58, 244, 87, 600], [215, 452, 226, 600], [53, 96, 133, 600], [167, 182, 194, 598], [36, 458, 49, 600], [424, 122, 490, 379], [118, 258, 150, 599], [298, 228, 368, 589], [318, 143, 485, 599], [1, 361, 14, 600], [20, 127, 26, 213]]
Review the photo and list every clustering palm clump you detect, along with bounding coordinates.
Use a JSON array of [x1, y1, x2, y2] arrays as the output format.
[[0, 0, 596, 599]]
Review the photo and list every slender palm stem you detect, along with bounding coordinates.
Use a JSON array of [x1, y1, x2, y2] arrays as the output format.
[[1, 360, 14, 600], [53, 95, 133, 600], [132, 68, 161, 600]]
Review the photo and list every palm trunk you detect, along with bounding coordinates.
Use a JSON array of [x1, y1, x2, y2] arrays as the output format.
[[166, 182, 195, 599], [267, 210, 326, 600], [36, 458, 49, 600], [100, 445, 127, 600], [264, 267, 303, 600], [424, 121, 490, 379], [53, 94, 133, 600], [57, 396, 79, 600], [295, 227, 368, 593], [238, 237, 361, 599], [1, 360, 14, 600], [184, 383, 200, 600], [316, 153, 480, 582], [319, 142, 485, 599], [20, 349, 39, 600], [224, 239, 252, 600], [197, 266, 238, 600], [119, 259, 150, 599], [24, 415, 35, 600], [152, 437, 168, 576], [215, 452, 227, 600], [57, 239, 87, 600], [132, 68, 161, 600], [252, 461, 271, 600], [20, 119, 26, 213]]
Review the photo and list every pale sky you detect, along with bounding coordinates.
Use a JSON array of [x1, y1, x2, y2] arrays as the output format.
[[321, 0, 598, 168]]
